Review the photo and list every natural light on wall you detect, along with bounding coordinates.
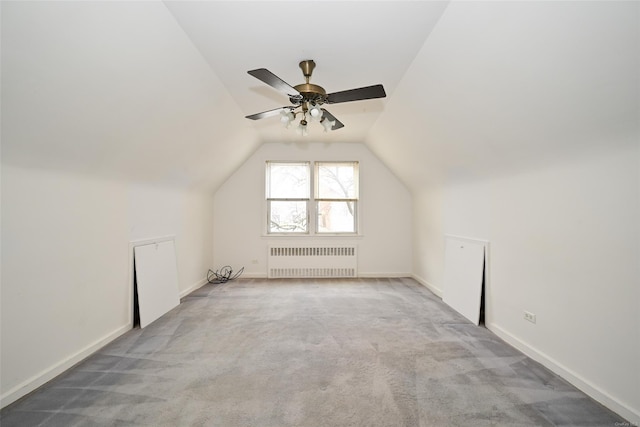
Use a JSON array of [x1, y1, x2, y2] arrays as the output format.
[[266, 161, 359, 234]]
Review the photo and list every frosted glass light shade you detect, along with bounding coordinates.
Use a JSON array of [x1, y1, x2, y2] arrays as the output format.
[[280, 110, 295, 128], [321, 118, 335, 132], [309, 104, 323, 120]]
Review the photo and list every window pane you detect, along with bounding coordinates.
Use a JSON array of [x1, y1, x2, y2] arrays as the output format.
[[317, 201, 355, 233], [269, 201, 308, 233], [267, 162, 310, 199], [316, 162, 358, 199]]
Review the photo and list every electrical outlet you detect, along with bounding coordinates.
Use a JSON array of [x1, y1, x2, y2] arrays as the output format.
[[524, 311, 536, 324], [251, 259, 259, 265]]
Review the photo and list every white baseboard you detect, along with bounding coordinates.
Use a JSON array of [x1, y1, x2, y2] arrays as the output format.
[[179, 278, 208, 298], [358, 272, 411, 278], [240, 272, 267, 279], [411, 274, 443, 298], [241, 273, 412, 279], [487, 322, 640, 425], [1, 323, 131, 409]]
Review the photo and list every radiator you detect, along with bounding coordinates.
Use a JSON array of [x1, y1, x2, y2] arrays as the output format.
[[267, 245, 358, 278]]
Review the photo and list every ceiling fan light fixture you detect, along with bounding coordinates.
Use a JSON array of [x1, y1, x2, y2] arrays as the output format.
[[296, 119, 308, 136], [280, 110, 294, 127], [309, 103, 323, 120], [321, 117, 336, 132]]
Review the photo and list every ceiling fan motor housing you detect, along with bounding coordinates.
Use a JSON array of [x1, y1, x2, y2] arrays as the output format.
[[291, 60, 327, 106], [291, 84, 326, 105]]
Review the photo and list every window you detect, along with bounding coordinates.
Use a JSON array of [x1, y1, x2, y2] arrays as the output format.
[[266, 161, 359, 235], [315, 162, 358, 233], [266, 162, 310, 233]]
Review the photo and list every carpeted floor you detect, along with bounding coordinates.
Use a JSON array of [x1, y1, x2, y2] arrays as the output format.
[[0, 278, 628, 426]]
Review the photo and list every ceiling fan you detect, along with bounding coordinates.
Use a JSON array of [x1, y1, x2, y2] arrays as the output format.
[[245, 60, 386, 135]]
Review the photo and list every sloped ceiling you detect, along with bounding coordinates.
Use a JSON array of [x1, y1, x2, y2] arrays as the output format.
[[368, 1, 639, 191], [2, 1, 638, 192], [1, 1, 261, 191]]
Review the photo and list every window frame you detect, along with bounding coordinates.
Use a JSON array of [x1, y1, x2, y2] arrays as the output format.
[[265, 160, 360, 236]]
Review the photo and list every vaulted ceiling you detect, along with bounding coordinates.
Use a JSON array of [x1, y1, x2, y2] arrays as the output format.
[[2, 1, 638, 192]]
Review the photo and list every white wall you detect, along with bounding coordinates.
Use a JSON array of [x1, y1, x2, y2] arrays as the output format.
[[1, 166, 129, 407], [412, 187, 443, 297], [213, 142, 411, 277], [0, 165, 214, 407], [128, 184, 214, 294], [412, 144, 640, 423]]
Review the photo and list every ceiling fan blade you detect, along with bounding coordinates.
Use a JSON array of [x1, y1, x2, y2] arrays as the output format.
[[326, 84, 386, 104], [248, 68, 300, 96], [321, 109, 345, 130], [245, 107, 291, 120]]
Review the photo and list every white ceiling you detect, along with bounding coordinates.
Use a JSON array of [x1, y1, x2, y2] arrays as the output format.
[[1, 1, 638, 192]]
